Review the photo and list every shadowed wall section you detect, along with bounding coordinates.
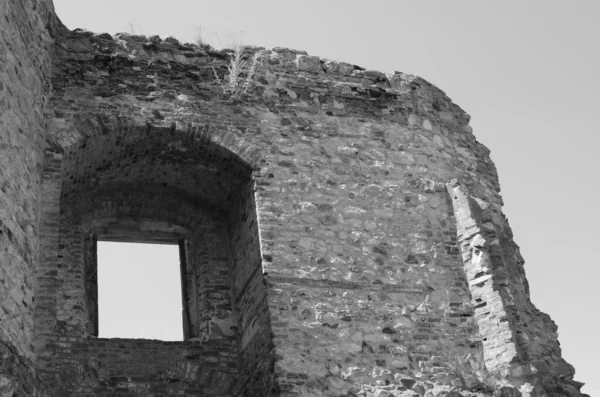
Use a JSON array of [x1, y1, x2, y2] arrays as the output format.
[[0, 0, 60, 395], [34, 124, 273, 395], [229, 177, 275, 395]]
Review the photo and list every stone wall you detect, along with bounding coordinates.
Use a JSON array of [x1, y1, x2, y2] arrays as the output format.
[[0, 0, 59, 395], [45, 337, 238, 396], [0, 2, 588, 395], [36, 27, 586, 396]]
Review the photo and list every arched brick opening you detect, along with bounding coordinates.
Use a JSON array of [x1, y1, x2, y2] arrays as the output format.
[[50, 115, 264, 170], [35, 123, 274, 396]]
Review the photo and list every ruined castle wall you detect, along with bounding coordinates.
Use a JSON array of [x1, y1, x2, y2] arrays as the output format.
[[35, 28, 586, 397], [0, 0, 59, 395]]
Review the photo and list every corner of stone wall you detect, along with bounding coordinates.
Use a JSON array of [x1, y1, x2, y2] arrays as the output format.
[[445, 179, 588, 397], [0, 0, 63, 395]]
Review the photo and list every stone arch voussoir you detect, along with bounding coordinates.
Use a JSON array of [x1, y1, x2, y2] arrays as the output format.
[[51, 114, 264, 170]]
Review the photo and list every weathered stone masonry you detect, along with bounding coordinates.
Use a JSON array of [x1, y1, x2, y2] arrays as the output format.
[[0, 0, 60, 395], [0, 1, 588, 396]]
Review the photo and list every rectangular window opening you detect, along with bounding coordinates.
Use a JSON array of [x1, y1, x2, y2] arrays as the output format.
[[97, 241, 184, 341]]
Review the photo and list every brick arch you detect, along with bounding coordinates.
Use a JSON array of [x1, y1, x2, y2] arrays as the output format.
[[55, 114, 261, 209], [37, 112, 275, 395], [51, 114, 264, 170]]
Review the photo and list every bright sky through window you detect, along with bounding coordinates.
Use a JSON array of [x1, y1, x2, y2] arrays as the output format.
[[97, 241, 183, 340]]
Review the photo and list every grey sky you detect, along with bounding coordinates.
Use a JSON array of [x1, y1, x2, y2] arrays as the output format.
[[98, 242, 182, 340], [54, 0, 599, 394]]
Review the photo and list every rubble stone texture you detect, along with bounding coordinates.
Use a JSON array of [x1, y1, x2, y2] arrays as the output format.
[[0, 1, 588, 396]]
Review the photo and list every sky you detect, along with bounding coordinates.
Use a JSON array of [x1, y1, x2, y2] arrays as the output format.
[[54, 1, 599, 394], [97, 242, 183, 340]]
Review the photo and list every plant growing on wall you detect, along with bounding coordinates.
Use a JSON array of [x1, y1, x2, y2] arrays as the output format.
[[193, 26, 206, 47], [212, 45, 261, 101], [124, 21, 144, 35]]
